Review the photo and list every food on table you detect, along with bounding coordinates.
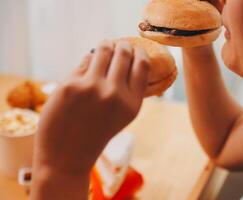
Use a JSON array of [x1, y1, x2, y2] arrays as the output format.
[[117, 37, 177, 97], [7, 81, 58, 113], [0, 108, 39, 137], [7, 81, 48, 111]]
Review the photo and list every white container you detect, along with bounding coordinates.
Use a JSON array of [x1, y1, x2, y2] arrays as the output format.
[[0, 109, 39, 178], [0, 133, 34, 178]]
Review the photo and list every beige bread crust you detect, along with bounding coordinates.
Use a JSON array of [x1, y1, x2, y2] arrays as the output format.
[[117, 37, 177, 96], [139, 28, 221, 47], [144, 0, 222, 30], [145, 69, 177, 97]]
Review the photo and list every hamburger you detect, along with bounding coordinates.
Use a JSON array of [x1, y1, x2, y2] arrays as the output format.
[[139, 0, 222, 47], [118, 37, 177, 96]]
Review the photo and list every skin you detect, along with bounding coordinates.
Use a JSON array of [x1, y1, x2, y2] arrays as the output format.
[[183, 0, 243, 170], [30, 40, 150, 200]]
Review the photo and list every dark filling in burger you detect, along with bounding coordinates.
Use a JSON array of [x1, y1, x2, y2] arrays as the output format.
[[139, 21, 216, 37]]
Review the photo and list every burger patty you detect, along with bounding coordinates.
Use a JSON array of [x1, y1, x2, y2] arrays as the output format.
[[139, 21, 215, 37]]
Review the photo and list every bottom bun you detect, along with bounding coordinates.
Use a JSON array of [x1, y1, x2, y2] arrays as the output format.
[[139, 28, 221, 48], [145, 69, 177, 97]]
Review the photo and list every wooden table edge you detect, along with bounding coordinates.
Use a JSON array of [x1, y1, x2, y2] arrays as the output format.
[[187, 160, 229, 200]]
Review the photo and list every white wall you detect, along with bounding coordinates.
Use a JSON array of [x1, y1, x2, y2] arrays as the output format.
[[0, 0, 31, 75], [108, 0, 147, 37], [0, 0, 148, 80], [27, 0, 115, 80], [26, 0, 147, 81]]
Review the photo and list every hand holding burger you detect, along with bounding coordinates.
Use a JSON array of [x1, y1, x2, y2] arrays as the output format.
[[30, 40, 150, 200], [30, 37, 177, 200], [117, 37, 177, 96]]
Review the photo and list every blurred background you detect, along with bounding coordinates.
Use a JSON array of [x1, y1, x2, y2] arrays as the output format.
[[0, 0, 243, 104], [1, 1, 243, 198]]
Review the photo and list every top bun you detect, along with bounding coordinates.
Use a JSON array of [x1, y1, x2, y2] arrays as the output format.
[[143, 0, 221, 30]]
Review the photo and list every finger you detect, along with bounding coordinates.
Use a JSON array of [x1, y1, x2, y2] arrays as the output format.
[[72, 53, 92, 77], [129, 47, 150, 96], [107, 41, 133, 86], [87, 40, 114, 77]]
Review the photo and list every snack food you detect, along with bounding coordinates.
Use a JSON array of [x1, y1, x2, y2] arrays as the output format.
[[7, 81, 48, 111], [118, 37, 177, 96], [7, 81, 57, 113], [0, 108, 39, 137], [139, 0, 222, 47]]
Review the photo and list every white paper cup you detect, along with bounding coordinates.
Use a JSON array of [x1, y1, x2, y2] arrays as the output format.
[[0, 109, 38, 178], [0, 133, 34, 178]]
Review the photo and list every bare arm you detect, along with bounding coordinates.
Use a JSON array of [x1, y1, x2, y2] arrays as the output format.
[[30, 167, 89, 200], [183, 45, 243, 170], [30, 41, 149, 199]]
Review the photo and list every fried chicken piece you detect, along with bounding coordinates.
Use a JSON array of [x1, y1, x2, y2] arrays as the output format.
[[34, 105, 44, 113], [7, 81, 48, 110]]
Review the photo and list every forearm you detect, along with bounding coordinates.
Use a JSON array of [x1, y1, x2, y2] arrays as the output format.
[[182, 45, 242, 158], [30, 166, 89, 200]]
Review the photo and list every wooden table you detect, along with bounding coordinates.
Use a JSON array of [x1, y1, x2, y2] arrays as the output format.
[[0, 75, 226, 200]]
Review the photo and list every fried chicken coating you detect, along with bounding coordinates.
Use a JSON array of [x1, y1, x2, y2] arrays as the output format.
[[7, 81, 48, 110]]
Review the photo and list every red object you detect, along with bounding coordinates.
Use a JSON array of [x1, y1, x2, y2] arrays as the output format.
[[90, 168, 105, 200], [90, 167, 143, 200]]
